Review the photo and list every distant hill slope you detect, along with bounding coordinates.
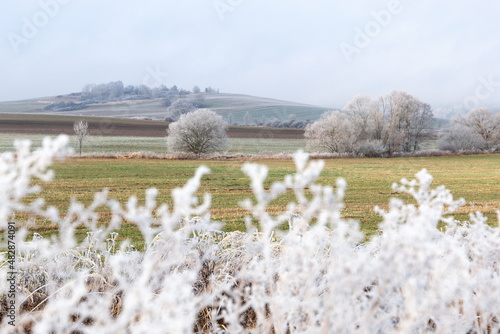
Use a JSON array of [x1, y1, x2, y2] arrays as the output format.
[[0, 93, 333, 123], [202, 93, 331, 123]]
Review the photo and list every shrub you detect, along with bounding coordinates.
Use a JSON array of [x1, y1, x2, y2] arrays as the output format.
[[168, 98, 196, 119], [166, 109, 229, 155], [438, 124, 486, 152], [305, 111, 360, 153], [357, 139, 386, 157]]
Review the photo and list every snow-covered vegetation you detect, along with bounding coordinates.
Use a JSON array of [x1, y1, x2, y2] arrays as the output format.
[[1, 136, 499, 333]]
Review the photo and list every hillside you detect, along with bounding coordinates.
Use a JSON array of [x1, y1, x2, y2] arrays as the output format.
[[0, 93, 332, 123]]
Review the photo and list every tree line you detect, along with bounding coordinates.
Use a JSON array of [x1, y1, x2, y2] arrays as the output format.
[[306, 91, 434, 156], [79, 81, 217, 104]]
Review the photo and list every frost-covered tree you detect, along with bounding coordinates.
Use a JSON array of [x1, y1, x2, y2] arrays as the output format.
[[371, 91, 434, 153], [168, 98, 196, 119], [305, 111, 360, 153], [73, 120, 88, 155], [243, 111, 251, 126], [191, 94, 207, 108], [438, 123, 484, 152], [227, 113, 235, 125], [341, 92, 434, 155], [456, 108, 500, 149], [343, 95, 372, 140], [167, 109, 229, 154]]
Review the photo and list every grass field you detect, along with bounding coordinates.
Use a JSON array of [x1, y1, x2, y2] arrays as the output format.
[[0, 133, 306, 154], [17, 154, 500, 247]]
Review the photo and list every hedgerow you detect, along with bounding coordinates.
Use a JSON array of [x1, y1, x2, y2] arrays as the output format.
[[0, 135, 499, 333]]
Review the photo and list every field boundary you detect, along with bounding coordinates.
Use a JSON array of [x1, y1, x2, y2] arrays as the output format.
[[70, 150, 500, 161]]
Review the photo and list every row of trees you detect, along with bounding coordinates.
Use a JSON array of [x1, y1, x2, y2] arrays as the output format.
[[79, 81, 218, 104], [166, 101, 311, 128], [305, 91, 434, 155], [251, 116, 310, 129]]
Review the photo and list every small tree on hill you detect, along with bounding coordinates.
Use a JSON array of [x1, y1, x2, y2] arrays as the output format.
[[167, 109, 229, 155], [73, 120, 89, 155], [243, 111, 251, 126], [168, 98, 196, 119]]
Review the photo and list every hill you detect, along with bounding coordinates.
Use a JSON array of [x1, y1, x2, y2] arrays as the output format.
[[0, 93, 332, 124]]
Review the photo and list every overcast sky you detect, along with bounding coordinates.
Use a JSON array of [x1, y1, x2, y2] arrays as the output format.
[[1, 0, 499, 108]]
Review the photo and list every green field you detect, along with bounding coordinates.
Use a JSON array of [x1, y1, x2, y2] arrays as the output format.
[[18, 154, 500, 247], [0, 133, 306, 154]]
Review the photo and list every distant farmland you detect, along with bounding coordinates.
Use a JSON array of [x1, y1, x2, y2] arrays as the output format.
[[0, 113, 304, 138], [0, 113, 306, 154]]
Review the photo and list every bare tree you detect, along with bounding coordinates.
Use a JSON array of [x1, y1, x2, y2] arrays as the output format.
[[368, 97, 385, 142], [167, 109, 229, 155], [305, 111, 360, 153], [456, 108, 500, 149], [343, 95, 372, 140], [374, 90, 434, 153], [408, 102, 434, 151], [227, 113, 235, 125], [243, 111, 251, 126], [73, 120, 89, 155]]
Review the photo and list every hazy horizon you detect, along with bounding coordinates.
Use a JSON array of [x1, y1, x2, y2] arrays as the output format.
[[2, 0, 500, 109]]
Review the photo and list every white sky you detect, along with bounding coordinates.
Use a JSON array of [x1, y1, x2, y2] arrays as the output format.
[[1, 0, 500, 108]]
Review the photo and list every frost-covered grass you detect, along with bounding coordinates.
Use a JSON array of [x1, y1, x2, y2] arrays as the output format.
[[1, 136, 500, 333]]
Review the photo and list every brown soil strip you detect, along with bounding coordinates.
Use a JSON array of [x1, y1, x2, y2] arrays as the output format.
[[0, 114, 304, 139]]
